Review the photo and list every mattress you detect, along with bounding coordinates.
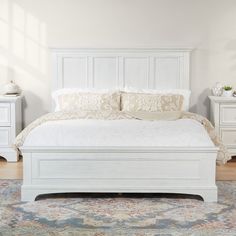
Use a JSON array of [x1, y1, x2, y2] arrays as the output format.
[[22, 118, 215, 147]]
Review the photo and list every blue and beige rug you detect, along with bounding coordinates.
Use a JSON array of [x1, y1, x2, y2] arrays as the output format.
[[0, 180, 236, 235]]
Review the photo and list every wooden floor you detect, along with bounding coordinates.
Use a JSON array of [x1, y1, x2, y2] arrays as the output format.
[[216, 158, 236, 180], [0, 157, 23, 179], [0, 156, 236, 180]]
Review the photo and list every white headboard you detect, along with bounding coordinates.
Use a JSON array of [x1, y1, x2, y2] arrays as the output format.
[[52, 48, 191, 91]]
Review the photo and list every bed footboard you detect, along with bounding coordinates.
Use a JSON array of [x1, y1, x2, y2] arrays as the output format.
[[20, 146, 218, 202]]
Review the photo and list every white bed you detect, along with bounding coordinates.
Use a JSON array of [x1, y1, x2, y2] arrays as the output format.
[[20, 48, 218, 202]]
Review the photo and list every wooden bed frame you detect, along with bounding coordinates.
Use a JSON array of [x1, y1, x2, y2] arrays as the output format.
[[20, 48, 218, 202]]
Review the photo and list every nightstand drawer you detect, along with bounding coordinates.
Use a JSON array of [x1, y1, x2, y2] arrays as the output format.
[[0, 127, 10, 146], [220, 104, 236, 125], [0, 103, 11, 126], [220, 128, 236, 147]]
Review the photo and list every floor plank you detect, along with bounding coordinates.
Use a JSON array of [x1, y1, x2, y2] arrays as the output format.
[[216, 158, 236, 180], [0, 157, 23, 179]]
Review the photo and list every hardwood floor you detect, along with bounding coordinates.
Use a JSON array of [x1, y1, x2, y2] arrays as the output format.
[[0, 156, 236, 180], [216, 158, 236, 180], [0, 157, 23, 179]]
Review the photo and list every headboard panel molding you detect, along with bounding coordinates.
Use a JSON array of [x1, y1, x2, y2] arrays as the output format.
[[51, 48, 192, 91]]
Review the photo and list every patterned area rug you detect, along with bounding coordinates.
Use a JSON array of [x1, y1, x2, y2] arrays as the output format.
[[0, 180, 236, 236]]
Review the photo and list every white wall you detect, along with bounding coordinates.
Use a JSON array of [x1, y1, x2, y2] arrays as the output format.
[[0, 0, 236, 126]]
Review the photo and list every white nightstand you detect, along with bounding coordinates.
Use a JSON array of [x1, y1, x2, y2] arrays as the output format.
[[209, 96, 236, 157], [0, 95, 22, 162]]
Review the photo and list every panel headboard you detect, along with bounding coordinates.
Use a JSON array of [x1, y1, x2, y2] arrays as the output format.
[[52, 48, 191, 91]]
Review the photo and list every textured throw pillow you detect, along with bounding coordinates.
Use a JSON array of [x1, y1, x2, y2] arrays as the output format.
[[121, 92, 184, 112], [122, 87, 191, 111], [57, 92, 120, 111]]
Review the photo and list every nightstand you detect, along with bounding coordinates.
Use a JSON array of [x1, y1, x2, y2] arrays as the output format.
[[209, 96, 236, 157], [0, 95, 22, 162]]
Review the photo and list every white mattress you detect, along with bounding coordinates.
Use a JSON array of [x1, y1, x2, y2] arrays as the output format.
[[23, 119, 215, 147]]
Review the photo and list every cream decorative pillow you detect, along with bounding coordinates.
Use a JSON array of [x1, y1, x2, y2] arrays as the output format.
[[122, 87, 191, 111], [57, 92, 120, 111], [121, 92, 184, 112]]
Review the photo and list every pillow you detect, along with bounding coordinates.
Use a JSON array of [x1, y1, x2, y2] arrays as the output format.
[[121, 92, 184, 112], [122, 87, 191, 111], [52, 89, 120, 112]]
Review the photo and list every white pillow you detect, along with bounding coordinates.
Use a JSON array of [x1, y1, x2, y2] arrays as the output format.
[[52, 88, 120, 112], [122, 87, 191, 111]]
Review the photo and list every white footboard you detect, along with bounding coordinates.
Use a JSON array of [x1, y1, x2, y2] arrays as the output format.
[[20, 146, 218, 202]]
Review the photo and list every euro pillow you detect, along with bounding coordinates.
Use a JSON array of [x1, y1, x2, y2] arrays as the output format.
[[52, 89, 120, 112], [122, 88, 191, 111], [121, 92, 184, 112]]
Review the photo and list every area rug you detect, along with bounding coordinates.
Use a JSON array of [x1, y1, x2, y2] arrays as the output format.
[[0, 180, 235, 236]]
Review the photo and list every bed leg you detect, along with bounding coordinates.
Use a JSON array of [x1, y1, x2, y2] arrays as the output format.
[[200, 188, 218, 202], [21, 187, 39, 202]]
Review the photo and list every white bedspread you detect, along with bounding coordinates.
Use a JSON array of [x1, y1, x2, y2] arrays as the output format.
[[23, 118, 214, 147]]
